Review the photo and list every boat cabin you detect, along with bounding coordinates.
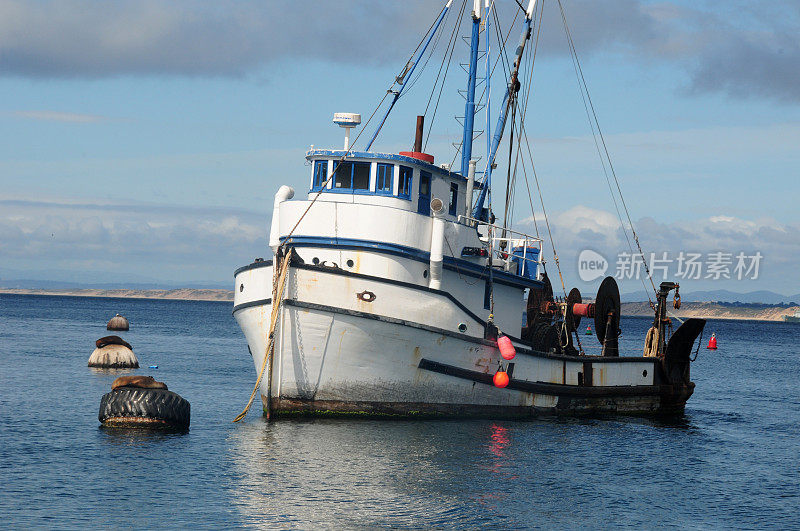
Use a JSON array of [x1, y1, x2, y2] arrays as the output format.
[[306, 149, 477, 222]]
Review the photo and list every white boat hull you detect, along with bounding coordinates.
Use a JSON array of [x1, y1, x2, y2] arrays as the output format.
[[233, 259, 693, 418]]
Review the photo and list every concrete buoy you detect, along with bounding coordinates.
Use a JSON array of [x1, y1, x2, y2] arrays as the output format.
[[88, 335, 139, 368], [107, 314, 129, 331]]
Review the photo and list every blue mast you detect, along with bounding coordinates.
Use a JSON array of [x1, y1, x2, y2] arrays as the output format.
[[460, 1, 482, 175], [472, 0, 537, 219], [485, 0, 492, 189]]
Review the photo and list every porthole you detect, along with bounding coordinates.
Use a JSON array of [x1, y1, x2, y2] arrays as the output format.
[[312, 257, 320, 265], [642, 369, 648, 377], [346, 259, 354, 268], [239, 284, 244, 293], [423, 269, 428, 278], [458, 323, 468, 333]]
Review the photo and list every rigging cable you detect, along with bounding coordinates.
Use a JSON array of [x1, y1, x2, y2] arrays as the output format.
[[367, 1, 453, 150], [509, 2, 586, 352], [517, 121, 567, 303], [502, 95, 517, 235], [504, 1, 542, 237], [403, 3, 452, 95], [424, 0, 469, 151], [516, 0, 544, 240], [556, 0, 658, 305], [280, 89, 392, 246], [283, 2, 458, 244]]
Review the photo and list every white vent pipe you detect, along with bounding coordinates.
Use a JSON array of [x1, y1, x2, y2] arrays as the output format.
[[465, 158, 477, 219], [429, 198, 445, 290], [269, 185, 295, 253]]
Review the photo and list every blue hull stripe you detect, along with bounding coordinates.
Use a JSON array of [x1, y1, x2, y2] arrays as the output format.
[[281, 235, 543, 290]]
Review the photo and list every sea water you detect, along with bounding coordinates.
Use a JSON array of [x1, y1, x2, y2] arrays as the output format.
[[1, 294, 798, 528]]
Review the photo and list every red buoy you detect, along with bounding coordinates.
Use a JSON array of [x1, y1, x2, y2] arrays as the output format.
[[497, 335, 516, 360], [707, 333, 717, 350], [493, 370, 509, 388]]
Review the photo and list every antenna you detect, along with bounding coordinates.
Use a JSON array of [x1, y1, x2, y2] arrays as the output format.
[[333, 113, 361, 150]]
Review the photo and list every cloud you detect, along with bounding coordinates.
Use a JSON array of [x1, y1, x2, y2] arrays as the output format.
[[1, 0, 798, 102], [12, 110, 107, 123], [1, 197, 797, 292], [0, 0, 440, 78], [0, 198, 268, 283], [688, 34, 800, 103], [540, 0, 800, 103], [516, 205, 800, 292]]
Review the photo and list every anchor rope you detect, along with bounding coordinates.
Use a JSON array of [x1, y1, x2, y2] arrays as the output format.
[[241, 6, 457, 421], [233, 251, 292, 422]]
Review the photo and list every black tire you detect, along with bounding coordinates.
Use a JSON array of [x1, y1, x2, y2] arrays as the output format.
[[99, 387, 190, 428]]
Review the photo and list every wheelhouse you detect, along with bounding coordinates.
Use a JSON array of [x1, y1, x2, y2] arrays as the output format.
[[306, 149, 478, 222]]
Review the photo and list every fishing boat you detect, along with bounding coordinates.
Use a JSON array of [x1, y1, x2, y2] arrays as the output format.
[[232, 0, 705, 419]]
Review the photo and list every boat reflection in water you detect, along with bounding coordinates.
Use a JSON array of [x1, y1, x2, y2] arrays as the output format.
[[225, 415, 697, 527]]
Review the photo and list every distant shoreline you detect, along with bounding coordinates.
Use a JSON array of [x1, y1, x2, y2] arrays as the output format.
[[620, 302, 799, 322], [3, 288, 798, 321], [0, 288, 233, 302]]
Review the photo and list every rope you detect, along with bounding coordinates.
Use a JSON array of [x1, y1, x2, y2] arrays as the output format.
[[234, 70, 391, 422], [690, 327, 703, 362], [233, 252, 292, 422], [643, 326, 659, 357], [236, 10, 447, 420]]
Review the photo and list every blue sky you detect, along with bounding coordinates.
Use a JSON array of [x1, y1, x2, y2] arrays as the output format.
[[1, 0, 798, 295]]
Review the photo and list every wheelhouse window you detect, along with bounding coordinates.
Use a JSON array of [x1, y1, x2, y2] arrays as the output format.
[[333, 161, 371, 191], [398, 166, 412, 199], [449, 182, 458, 216], [312, 160, 328, 190], [376, 163, 393, 194], [353, 162, 370, 190]]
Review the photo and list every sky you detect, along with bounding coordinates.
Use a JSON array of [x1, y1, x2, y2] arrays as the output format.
[[0, 0, 798, 295]]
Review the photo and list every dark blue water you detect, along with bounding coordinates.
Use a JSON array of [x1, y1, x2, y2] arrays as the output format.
[[1, 294, 798, 528]]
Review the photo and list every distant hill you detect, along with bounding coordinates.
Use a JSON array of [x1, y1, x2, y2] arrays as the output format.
[[0, 267, 228, 290], [0, 288, 233, 302], [0, 278, 229, 290], [620, 289, 799, 305], [622, 301, 799, 322]]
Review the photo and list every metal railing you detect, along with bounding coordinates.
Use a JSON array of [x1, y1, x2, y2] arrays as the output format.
[[458, 215, 543, 277]]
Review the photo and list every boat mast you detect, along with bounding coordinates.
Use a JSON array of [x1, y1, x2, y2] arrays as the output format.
[[472, 0, 537, 220], [484, 0, 492, 189], [459, 0, 482, 175]]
